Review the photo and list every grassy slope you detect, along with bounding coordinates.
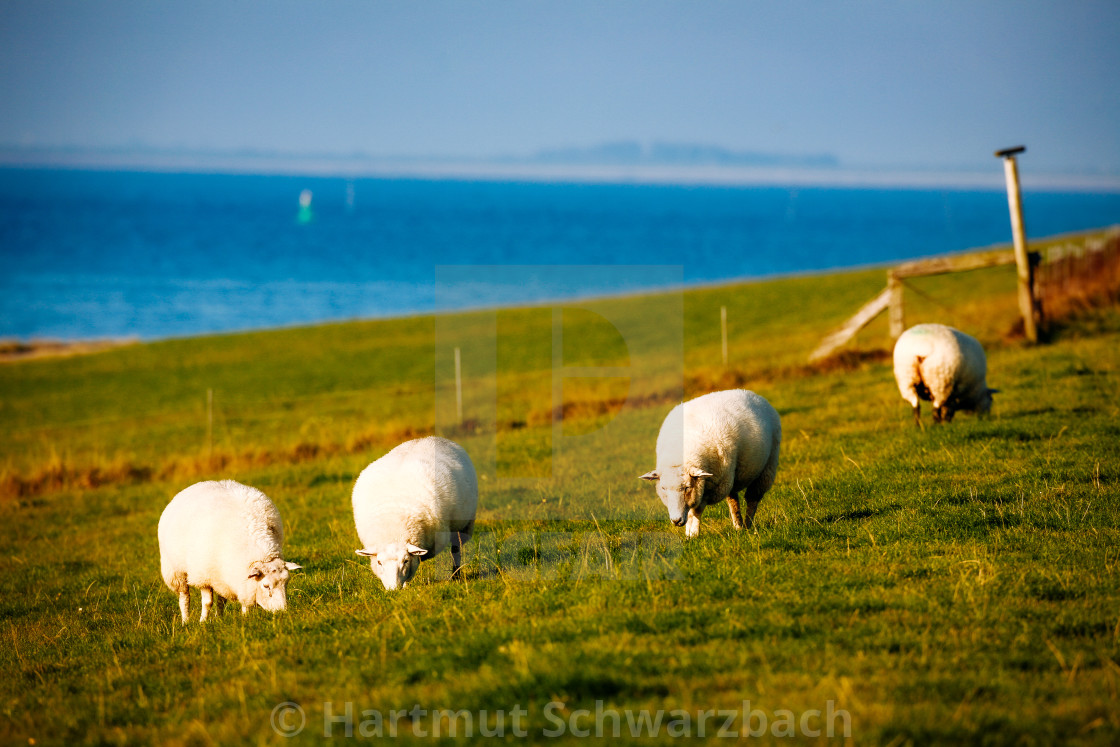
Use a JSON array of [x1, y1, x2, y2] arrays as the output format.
[[2, 248, 1119, 745]]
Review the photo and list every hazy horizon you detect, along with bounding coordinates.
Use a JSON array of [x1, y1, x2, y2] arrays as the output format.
[[3, 141, 1118, 192]]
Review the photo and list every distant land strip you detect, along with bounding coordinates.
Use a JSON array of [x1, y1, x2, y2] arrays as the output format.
[[0, 338, 138, 363], [5, 143, 1119, 190]]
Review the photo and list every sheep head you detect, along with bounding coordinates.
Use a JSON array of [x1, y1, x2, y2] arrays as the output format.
[[356, 543, 428, 591], [247, 559, 301, 612], [640, 466, 713, 527], [978, 387, 997, 415]]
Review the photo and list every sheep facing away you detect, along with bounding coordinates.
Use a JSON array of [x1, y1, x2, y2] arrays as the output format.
[[893, 323, 997, 425], [158, 480, 301, 623], [353, 436, 478, 591], [640, 389, 782, 538]]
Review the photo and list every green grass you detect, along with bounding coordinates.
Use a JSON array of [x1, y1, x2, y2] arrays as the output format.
[[2, 237, 1120, 745]]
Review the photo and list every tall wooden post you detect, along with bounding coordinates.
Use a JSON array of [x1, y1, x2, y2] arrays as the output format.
[[887, 271, 904, 339], [720, 305, 728, 367], [995, 146, 1038, 342], [454, 346, 463, 425]]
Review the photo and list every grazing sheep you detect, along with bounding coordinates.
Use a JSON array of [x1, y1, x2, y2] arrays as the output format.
[[640, 389, 781, 538], [353, 436, 478, 591], [893, 323, 996, 425], [158, 480, 301, 623]]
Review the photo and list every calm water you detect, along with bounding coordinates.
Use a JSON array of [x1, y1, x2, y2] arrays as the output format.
[[2, 168, 1118, 340]]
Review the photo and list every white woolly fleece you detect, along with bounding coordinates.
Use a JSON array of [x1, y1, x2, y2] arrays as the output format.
[[893, 323, 991, 415], [647, 388, 782, 537], [158, 479, 292, 614], [352, 436, 478, 566]]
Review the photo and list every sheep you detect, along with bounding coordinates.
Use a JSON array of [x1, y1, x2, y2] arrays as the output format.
[[353, 436, 478, 591], [640, 389, 781, 538], [893, 323, 996, 425], [158, 480, 301, 623]]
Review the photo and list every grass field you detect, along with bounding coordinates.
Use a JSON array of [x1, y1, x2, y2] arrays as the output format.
[[2, 234, 1119, 745]]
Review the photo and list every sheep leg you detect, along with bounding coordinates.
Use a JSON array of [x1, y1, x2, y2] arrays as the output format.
[[685, 506, 704, 539], [177, 591, 190, 624], [912, 404, 921, 427], [743, 499, 762, 529], [214, 595, 226, 617], [200, 587, 214, 622], [451, 520, 474, 580], [450, 532, 463, 579], [457, 519, 475, 546], [742, 461, 776, 531], [726, 495, 744, 530]]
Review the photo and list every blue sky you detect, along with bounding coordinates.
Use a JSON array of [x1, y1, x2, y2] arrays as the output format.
[[1, 0, 1118, 176]]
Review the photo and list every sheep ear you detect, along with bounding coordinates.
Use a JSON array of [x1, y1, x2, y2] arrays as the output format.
[[639, 470, 660, 482], [247, 561, 265, 580], [355, 548, 377, 558], [285, 562, 302, 572], [689, 468, 714, 479], [406, 543, 428, 557]]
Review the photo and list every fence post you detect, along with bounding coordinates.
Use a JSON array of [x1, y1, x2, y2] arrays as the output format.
[[887, 271, 904, 339], [720, 305, 728, 367], [454, 346, 463, 426], [995, 146, 1039, 342]]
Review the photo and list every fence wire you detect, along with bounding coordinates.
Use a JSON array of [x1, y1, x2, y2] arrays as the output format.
[[1036, 228, 1120, 312]]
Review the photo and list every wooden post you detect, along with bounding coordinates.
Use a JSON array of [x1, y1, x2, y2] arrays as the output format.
[[887, 271, 904, 339], [995, 146, 1038, 342], [720, 305, 728, 367], [454, 346, 463, 425]]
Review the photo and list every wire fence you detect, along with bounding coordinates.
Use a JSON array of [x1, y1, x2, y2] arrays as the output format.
[[810, 226, 1120, 361], [1035, 227, 1120, 318]]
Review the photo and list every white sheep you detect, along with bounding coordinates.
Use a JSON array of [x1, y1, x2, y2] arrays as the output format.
[[893, 323, 996, 425], [640, 388, 781, 538], [158, 480, 301, 623], [353, 436, 478, 591]]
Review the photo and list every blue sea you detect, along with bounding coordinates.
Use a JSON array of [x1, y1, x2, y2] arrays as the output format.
[[2, 168, 1118, 341]]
